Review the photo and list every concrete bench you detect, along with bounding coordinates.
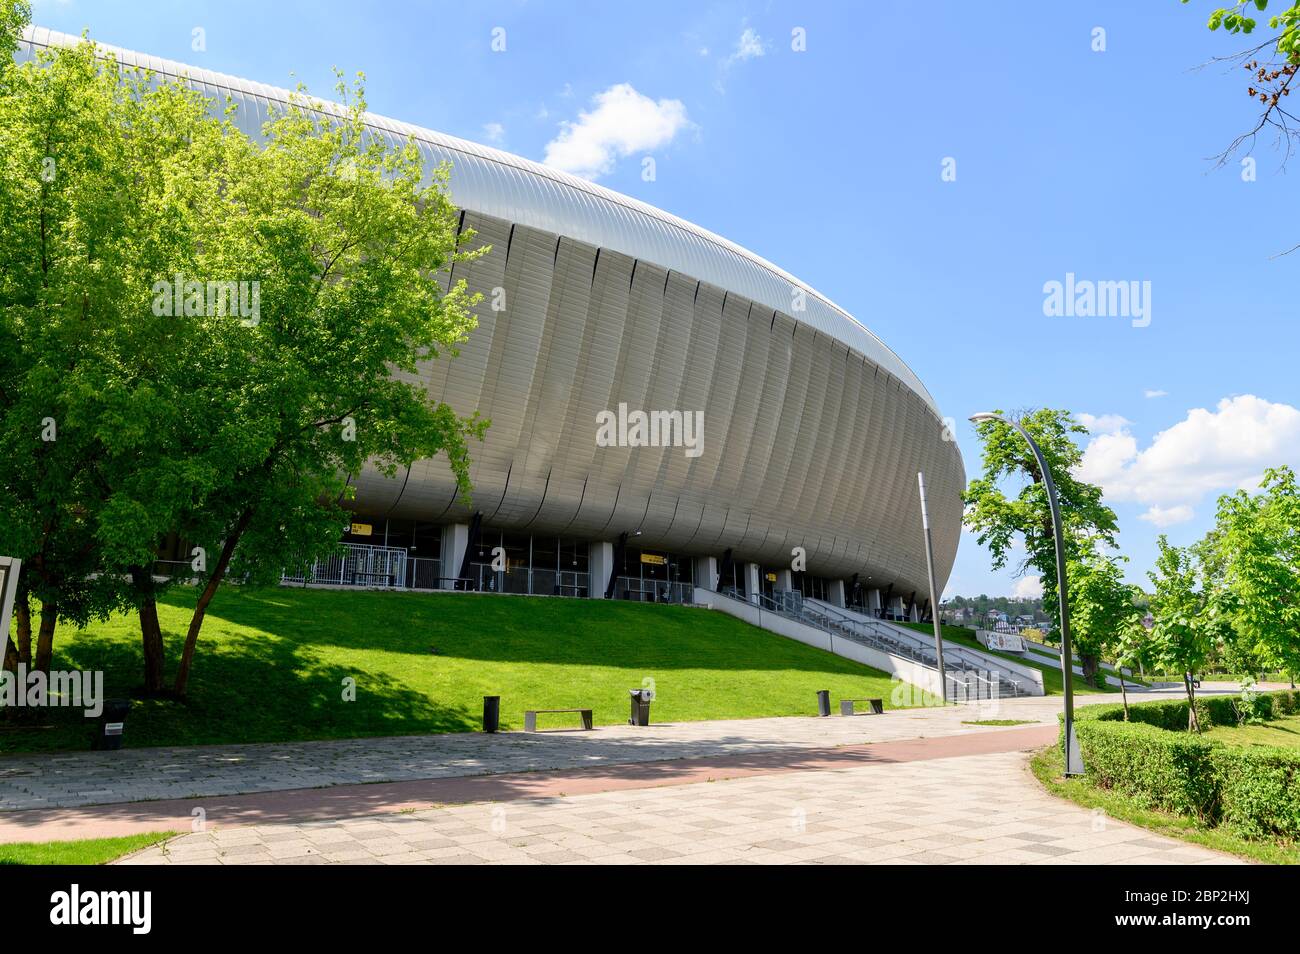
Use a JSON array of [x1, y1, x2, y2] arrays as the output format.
[[524, 708, 594, 732], [839, 698, 884, 716]]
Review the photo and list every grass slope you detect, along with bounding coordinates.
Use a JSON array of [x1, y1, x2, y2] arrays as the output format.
[[2, 587, 912, 753], [0, 832, 175, 865], [901, 622, 1115, 695]]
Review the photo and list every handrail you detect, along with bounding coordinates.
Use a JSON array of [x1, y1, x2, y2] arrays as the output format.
[[741, 591, 1030, 699]]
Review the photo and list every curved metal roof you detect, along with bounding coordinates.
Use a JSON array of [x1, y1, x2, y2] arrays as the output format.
[[20, 26, 940, 415]]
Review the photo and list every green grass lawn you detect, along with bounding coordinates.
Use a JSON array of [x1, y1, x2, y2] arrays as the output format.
[[901, 622, 1117, 695], [1204, 713, 1300, 751], [1031, 745, 1298, 864], [0, 832, 174, 865], [1, 587, 916, 753]]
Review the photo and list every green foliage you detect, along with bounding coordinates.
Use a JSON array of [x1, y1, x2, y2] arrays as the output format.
[[1235, 676, 1271, 724], [1078, 690, 1300, 729], [1073, 691, 1300, 839], [1075, 718, 1219, 818], [1211, 467, 1300, 676], [0, 2, 29, 80], [1212, 746, 1300, 838], [1145, 536, 1232, 726], [1191, 1, 1300, 58], [0, 29, 486, 687], [964, 409, 1118, 641], [1067, 548, 1144, 662]]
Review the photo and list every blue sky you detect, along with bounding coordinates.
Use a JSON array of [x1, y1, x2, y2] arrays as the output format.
[[31, 0, 1300, 599]]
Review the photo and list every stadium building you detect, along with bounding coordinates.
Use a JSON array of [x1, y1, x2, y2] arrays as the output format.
[[21, 28, 966, 623]]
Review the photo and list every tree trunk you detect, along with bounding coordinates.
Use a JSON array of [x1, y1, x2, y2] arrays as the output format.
[[1080, 653, 1100, 686], [1184, 671, 1200, 733], [2, 636, 16, 674], [33, 601, 58, 674], [15, 593, 31, 665], [172, 510, 252, 698], [1119, 675, 1129, 721], [130, 566, 166, 693]]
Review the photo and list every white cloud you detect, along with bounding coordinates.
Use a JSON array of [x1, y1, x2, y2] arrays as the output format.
[[482, 122, 505, 144], [1077, 412, 1131, 435], [542, 84, 689, 181], [1077, 394, 1300, 516], [727, 27, 767, 65], [1012, 576, 1043, 599], [1144, 389, 1168, 399], [1138, 504, 1195, 528]]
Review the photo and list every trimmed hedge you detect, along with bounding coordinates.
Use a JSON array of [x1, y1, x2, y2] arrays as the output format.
[[1066, 690, 1300, 840], [1075, 688, 1300, 730], [1213, 747, 1300, 839]]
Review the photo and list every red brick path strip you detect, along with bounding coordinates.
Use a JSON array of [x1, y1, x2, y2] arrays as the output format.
[[0, 725, 1057, 844]]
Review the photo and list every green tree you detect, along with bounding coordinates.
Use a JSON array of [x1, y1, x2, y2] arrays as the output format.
[[1066, 548, 1142, 685], [1212, 466, 1300, 679], [1112, 618, 1156, 721], [964, 409, 1119, 672], [160, 77, 488, 697], [1147, 536, 1231, 731], [1, 21, 487, 696]]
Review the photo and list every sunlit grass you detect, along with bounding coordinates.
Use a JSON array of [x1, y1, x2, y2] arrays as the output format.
[[1, 586, 918, 752]]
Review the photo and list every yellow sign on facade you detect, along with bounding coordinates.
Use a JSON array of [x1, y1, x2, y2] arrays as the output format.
[[639, 553, 667, 565], [350, 522, 373, 536]]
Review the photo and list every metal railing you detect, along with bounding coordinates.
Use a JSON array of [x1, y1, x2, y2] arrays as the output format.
[[465, 563, 590, 598], [612, 576, 694, 604], [282, 543, 409, 588], [724, 589, 1026, 699]]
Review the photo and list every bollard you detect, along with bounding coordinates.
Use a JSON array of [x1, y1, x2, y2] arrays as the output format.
[[483, 695, 500, 733], [816, 689, 831, 717]]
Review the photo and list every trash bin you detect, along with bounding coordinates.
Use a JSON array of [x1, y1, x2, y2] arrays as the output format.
[[816, 689, 831, 717], [483, 695, 501, 733], [628, 689, 653, 726], [92, 699, 131, 751]]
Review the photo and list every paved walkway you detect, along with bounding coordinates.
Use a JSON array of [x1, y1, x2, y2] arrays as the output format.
[[0, 724, 1055, 842], [1, 685, 1252, 863], [118, 748, 1238, 866], [0, 686, 1232, 812]]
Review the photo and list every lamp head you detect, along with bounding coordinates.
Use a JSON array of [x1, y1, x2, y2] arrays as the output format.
[[968, 412, 1002, 424]]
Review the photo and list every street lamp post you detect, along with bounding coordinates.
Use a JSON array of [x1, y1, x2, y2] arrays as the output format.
[[969, 412, 1084, 776], [917, 472, 947, 703]]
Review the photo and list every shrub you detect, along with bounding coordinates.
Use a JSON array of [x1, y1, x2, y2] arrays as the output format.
[[1075, 719, 1218, 819], [1076, 690, 1300, 731], [1067, 690, 1300, 841], [1212, 747, 1300, 839]]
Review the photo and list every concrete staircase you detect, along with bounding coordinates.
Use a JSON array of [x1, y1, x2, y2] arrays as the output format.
[[702, 588, 1036, 700], [805, 600, 1042, 698]]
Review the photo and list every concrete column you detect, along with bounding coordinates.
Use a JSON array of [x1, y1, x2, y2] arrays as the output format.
[[589, 541, 615, 598], [829, 579, 847, 608], [775, 568, 793, 591], [694, 555, 718, 591], [868, 588, 882, 614], [910, 603, 921, 622], [440, 523, 469, 590], [745, 562, 762, 604], [891, 595, 906, 619]]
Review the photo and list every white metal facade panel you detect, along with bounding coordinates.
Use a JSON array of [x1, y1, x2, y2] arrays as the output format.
[[17, 27, 967, 595]]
